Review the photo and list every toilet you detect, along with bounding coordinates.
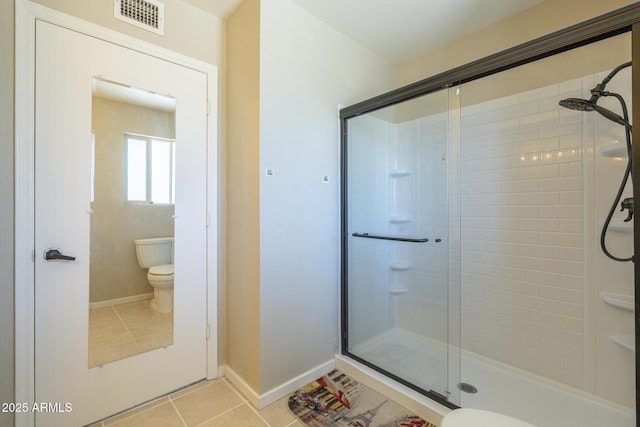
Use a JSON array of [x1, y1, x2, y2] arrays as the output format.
[[441, 408, 536, 427], [134, 237, 174, 313]]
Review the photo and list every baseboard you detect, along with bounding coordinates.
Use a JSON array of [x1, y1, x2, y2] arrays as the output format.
[[223, 365, 262, 408], [89, 292, 153, 309], [335, 354, 449, 426], [223, 359, 335, 409]]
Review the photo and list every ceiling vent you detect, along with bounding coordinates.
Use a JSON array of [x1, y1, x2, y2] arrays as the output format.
[[114, 0, 165, 35]]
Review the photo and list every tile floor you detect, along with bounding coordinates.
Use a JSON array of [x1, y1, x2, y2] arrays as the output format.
[[89, 377, 303, 427], [89, 299, 173, 367]]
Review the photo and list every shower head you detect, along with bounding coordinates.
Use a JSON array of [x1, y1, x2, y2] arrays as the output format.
[[558, 96, 630, 128], [558, 97, 596, 111], [559, 61, 633, 129]]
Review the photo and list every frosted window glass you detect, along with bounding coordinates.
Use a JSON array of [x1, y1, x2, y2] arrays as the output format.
[[127, 138, 147, 201], [151, 140, 172, 204]]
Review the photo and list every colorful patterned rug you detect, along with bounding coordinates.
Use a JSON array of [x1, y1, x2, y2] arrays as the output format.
[[288, 369, 437, 427]]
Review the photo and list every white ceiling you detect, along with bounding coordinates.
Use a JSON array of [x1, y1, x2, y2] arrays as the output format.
[[182, 0, 545, 63]]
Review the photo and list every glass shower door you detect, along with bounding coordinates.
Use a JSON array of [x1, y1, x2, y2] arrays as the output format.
[[342, 87, 460, 404]]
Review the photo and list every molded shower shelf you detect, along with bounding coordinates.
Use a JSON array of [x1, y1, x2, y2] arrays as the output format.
[[611, 335, 634, 352], [389, 170, 411, 178], [389, 286, 409, 296], [599, 219, 633, 234], [600, 292, 634, 311], [389, 262, 412, 270], [389, 215, 412, 224], [599, 143, 628, 158]]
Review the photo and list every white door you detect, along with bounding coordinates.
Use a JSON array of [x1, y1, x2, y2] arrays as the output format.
[[35, 20, 208, 426]]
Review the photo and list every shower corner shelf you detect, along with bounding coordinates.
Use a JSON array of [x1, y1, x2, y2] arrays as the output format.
[[610, 334, 635, 352], [599, 143, 628, 158], [389, 286, 409, 296], [600, 219, 633, 234], [389, 170, 412, 178], [390, 261, 412, 270], [600, 292, 634, 311], [389, 215, 412, 224]]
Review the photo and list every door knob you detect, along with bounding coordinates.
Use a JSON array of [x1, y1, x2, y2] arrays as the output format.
[[44, 248, 76, 261]]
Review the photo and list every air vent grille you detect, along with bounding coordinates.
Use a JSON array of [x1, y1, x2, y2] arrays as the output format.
[[114, 0, 165, 35]]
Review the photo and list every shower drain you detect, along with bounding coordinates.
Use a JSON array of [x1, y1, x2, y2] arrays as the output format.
[[457, 382, 478, 394]]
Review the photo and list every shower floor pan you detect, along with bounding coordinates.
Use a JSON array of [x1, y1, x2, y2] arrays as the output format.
[[351, 328, 633, 427]]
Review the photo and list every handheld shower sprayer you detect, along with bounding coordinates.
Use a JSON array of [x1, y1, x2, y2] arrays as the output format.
[[559, 61, 633, 262]]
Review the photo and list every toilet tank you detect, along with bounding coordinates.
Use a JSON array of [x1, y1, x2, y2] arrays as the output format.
[[134, 237, 174, 268]]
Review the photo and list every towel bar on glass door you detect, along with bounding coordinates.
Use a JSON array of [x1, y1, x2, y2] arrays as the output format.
[[352, 233, 429, 243]]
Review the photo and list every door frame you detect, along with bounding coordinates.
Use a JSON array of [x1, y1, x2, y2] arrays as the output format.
[[14, 1, 219, 425]]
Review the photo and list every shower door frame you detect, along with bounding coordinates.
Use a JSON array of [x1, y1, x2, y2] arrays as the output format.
[[340, 2, 640, 419]]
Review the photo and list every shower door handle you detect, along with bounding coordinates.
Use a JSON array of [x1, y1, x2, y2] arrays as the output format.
[[352, 233, 429, 243], [44, 248, 77, 261]]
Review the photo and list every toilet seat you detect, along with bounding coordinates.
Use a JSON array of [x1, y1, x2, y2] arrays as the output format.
[[148, 264, 173, 276], [441, 409, 536, 427]]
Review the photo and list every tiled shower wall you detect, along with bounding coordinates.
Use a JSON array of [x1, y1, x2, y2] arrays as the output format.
[[458, 78, 589, 389], [347, 115, 391, 347], [395, 114, 450, 343]]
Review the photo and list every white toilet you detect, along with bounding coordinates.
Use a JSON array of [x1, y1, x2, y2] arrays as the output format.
[[441, 408, 536, 427], [134, 237, 174, 313]]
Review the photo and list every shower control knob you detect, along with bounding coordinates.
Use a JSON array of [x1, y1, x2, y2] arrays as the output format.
[[620, 197, 634, 222]]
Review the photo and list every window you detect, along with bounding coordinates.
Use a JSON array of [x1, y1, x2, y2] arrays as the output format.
[[125, 134, 175, 204]]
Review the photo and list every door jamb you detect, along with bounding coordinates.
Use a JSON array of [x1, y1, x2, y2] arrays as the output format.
[[14, 1, 219, 425]]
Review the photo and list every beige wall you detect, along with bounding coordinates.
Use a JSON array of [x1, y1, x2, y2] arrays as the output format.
[[32, 0, 224, 66], [396, 0, 638, 86], [226, 0, 262, 391], [90, 97, 175, 303], [0, 0, 14, 424]]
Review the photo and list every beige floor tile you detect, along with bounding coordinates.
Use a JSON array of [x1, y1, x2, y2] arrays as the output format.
[[89, 321, 133, 348], [89, 306, 119, 324], [113, 300, 152, 315], [199, 404, 268, 427], [128, 319, 173, 339], [104, 397, 170, 426], [115, 304, 161, 329], [88, 299, 173, 365], [105, 401, 183, 427], [169, 380, 212, 400], [258, 396, 297, 427], [171, 380, 244, 426], [136, 332, 174, 352]]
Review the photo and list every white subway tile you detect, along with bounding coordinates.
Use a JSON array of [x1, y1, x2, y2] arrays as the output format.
[[520, 84, 560, 102], [521, 244, 561, 259], [539, 259, 583, 276], [561, 219, 582, 233], [520, 218, 561, 232], [519, 164, 561, 180], [521, 295, 561, 313], [521, 192, 560, 206], [561, 275, 583, 290], [520, 110, 560, 128], [561, 302, 584, 319], [539, 176, 582, 192], [521, 269, 562, 286], [539, 121, 582, 138]]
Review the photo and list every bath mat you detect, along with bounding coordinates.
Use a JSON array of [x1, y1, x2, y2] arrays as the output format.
[[288, 369, 436, 427]]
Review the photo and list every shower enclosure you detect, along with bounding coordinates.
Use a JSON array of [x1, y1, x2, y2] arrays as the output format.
[[341, 6, 640, 427]]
